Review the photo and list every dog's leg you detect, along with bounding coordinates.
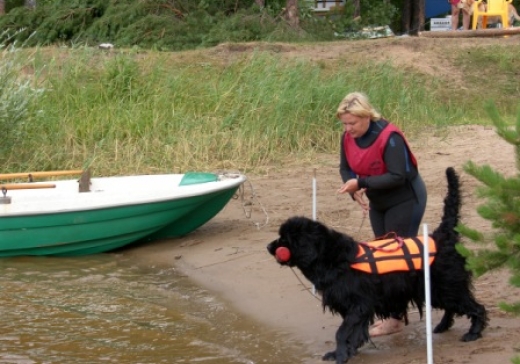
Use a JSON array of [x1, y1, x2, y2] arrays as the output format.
[[461, 301, 488, 342], [322, 315, 370, 364], [433, 301, 488, 341], [433, 311, 454, 333]]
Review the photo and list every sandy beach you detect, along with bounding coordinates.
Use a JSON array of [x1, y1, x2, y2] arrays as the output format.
[[122, 125, 520, 363]]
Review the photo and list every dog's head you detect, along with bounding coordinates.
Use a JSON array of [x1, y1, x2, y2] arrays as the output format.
[[267, 216, 336, 269]]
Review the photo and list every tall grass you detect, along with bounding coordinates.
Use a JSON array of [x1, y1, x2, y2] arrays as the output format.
[[1, 44, 517, 176], [0, 45, 43, 160]]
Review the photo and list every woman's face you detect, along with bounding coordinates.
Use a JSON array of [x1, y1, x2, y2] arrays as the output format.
[[339, 113, 370, 139]]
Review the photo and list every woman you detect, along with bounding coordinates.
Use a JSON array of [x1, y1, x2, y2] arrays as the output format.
[[336, 92, 427, 337], [449, 0, 472, 31]]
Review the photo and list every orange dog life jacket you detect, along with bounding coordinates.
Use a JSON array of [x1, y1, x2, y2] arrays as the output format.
[[351, 236, 436, 274]]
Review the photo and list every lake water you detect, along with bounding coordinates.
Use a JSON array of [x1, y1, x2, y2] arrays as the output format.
[[0, 254, 306, 364]]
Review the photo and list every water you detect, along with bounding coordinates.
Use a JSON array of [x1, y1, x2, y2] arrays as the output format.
[[0, 255, 305, 364]]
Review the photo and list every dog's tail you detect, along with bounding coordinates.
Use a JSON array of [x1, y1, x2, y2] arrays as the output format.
[[431, 167, 461, 246]]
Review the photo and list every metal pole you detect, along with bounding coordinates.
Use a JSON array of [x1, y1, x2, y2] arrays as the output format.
[[312, 168, 317, 296], [423, 223, 434, 364], [312, 168, 317, 221]]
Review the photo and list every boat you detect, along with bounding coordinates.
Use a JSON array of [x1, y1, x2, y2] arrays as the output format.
[[0, 170, 246, 257]]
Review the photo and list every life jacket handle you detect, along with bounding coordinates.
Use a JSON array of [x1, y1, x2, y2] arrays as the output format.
[[358, 232, 404, 253]]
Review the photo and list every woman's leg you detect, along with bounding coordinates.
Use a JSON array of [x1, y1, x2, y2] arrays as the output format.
[[368, 206, 406, 337], [368, 208, 386, 238], [369, 318, 404, 337], [451, 5, 461, 30], [382, 176, 427, 237], [408, 175, 427, 235], [462, 8, 471, 30], [369, 177, 427, 337]]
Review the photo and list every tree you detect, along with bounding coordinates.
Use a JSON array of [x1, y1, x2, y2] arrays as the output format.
[[401, 0, 425, 35], [284, 0, 299, 28], [458, 102, 520, 363], [0, 0, 36, 14], [351, 0, 360, 18]]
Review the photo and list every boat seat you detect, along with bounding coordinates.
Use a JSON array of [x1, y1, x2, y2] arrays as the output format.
[[0, 169, 84, 181], [472, 0, 512, 29], [0, 183, 56, 191], [0, 169, 90, 193]]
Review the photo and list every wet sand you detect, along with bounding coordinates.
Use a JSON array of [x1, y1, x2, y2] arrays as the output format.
[[122, 125, 520, 363]]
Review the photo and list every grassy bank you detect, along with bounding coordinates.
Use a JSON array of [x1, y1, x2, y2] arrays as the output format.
[[1, 40, 519, 176]]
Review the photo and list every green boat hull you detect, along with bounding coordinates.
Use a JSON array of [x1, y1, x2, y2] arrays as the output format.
[[0, 173, 244, 257], [145, 187, 237, 241]]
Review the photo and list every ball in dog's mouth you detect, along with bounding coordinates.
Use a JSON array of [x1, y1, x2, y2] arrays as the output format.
[[275, 246, 291, 262]]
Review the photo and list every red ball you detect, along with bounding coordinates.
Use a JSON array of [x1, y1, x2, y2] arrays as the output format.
[[275, 246, 291, 262]]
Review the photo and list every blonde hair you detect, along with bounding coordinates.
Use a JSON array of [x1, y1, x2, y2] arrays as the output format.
[[336, 92, 381, 121]]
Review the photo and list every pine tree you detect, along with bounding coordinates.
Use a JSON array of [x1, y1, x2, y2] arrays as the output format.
[[457, 101, 520, 364]]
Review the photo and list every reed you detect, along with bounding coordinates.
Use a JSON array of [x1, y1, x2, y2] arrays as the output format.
[[0, 44, 517, 175]]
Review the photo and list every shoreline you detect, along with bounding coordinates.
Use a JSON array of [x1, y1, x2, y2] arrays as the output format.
[[121, 218, 340, 362], [121, 202, 520, 364], [121, 127, 520, 363]]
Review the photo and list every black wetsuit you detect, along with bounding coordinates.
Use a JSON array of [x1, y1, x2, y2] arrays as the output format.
[[340, 119, 427, 238]]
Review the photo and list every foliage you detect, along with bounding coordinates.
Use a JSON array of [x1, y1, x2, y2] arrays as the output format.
[[1, 41, 516, 174], [0, 41, 43, 159], [458, 102, 520, 363], [0, 1, 107, 47], [5, 0, 25, 12], [0, 0, 400, 51], [333, 0, 399, 36], [454, 46, 520, 115]]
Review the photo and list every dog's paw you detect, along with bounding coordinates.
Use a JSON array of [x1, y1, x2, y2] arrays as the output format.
[[461, 332, 482, 342], [433, 324, 448, 334], [322, 350, 336, 361], [433, 315, 454, 333], [322, 350, 351, 363]]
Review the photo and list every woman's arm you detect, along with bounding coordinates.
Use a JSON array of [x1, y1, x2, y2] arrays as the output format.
[[339, 133, 356, 183]]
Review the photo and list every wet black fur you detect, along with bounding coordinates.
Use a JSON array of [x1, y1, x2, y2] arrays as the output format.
[[266, 167, 488, 364]]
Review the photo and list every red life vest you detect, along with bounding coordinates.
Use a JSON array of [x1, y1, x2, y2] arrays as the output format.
[[351, 236, 436, 274], [343, 122, 418, 177]]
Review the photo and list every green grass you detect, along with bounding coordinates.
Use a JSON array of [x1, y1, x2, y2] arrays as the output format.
[[0, 42, 518, 176], [453, 44, 520, 115]]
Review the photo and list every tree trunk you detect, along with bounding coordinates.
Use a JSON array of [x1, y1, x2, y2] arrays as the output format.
[[255, 0, 265, 7], [402, 0, 425, 36], [420, 27, 520, 37], [285, 0, 299, 28], [352, 0, 360, 18], [402, 0, 411, 34], [411, 0, 425, 35], [0, 0, 5, 15]]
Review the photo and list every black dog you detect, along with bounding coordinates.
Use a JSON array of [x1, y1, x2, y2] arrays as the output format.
[[267, 167, 487, 363]]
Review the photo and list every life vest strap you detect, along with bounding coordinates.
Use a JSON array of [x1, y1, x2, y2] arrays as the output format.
[[351, 236, 436, 274]]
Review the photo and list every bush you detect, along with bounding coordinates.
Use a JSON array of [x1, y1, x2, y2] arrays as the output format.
[[0, 42, 43, 161], [0, 0, 400, 51]]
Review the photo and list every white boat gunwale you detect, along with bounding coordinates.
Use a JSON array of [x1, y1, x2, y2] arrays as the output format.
[[1, 173, 247, 216]]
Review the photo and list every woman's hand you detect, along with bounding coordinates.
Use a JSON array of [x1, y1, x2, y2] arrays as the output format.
[[338, 179, 369, 213], [352, 188, 369, 214], [337, 178, 359, 194]]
